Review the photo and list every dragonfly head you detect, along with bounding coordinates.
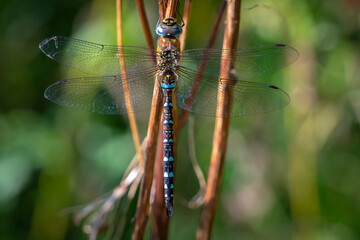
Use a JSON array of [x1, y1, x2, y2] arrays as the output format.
[[156, 18, 183, 37]]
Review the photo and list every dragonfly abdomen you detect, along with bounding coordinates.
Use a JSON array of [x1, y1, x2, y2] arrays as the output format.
[[161, 70, 176, 216]]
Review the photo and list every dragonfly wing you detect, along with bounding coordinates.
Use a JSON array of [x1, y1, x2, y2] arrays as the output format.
[[39, 36, 157, 75], [176, 68, 289, 117], [179, 44, 298, 81], [44, 72, 158, 114]]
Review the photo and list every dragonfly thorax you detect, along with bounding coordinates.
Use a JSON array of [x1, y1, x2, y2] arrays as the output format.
[[158, 50, 179, 71]]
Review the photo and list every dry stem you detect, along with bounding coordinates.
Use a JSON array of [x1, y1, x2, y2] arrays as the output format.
[[135, 0, 155, 50], [179, 0, 192, 51], [196, 1, 241, 239], [158, 0, 167, 16], [116, 0, 144, 166], [131, 61, 162, 240], [150, 117, 169, 240]]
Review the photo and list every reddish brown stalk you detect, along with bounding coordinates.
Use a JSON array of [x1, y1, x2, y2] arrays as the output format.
[[196, 1, 241, 240], [177, 0, 227, 130], [135, 0, 155, 50], [150, 117, 169, 240], [116, 0, 144, 166], [131, 0, 158, 239], [165, 0, 178, 18], [158, 0, 167, 16], [179, 0, 192, 51], [132, 79, 162, 240], [132, 1, 179, 240]]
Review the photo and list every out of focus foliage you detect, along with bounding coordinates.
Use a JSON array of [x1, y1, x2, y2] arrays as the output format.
[[0, 0, 359, 239]]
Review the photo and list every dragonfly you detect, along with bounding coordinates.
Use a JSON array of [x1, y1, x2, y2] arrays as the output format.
[[39, 18, 298, 217]]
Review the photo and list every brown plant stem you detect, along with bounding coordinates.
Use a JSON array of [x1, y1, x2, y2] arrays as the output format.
[[132, 1, 179, 240], [135, 0, 155, 50], [132, 74, 162, 240], [196, 1, 241, 240], [150, 116, 169, 240], [116, 0, 144, 166], [177, 0, 227, 130], [131, 0, 158, 239], [158, 0, 166, 16], [179, 0, 192, 51], [165, 0, 178, 18]]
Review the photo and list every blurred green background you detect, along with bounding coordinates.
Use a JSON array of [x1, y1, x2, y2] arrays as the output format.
[[0, 0, 359, 239]]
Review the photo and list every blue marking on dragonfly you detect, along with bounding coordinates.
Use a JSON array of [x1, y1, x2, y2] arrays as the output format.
[[161, 83, 175, 89]]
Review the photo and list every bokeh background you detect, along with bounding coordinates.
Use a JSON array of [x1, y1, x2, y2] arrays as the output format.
[[1, 0, 359, 239]]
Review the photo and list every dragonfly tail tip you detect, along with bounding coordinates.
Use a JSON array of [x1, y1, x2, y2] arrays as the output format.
[[165, 203, 173, 217]]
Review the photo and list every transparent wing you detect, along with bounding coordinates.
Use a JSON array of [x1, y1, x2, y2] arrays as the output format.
[[179, 44, 299, 81], [39, 36, 158, 75], [44, 71, 159, 114], [176, 68, 290, 117]]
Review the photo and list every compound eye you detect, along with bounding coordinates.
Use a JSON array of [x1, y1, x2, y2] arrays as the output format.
[[156, 25, 167, 36], [172, 26, 182, 36]]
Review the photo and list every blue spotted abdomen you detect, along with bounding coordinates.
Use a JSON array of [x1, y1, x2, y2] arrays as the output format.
[[161, 71, 176, 216]]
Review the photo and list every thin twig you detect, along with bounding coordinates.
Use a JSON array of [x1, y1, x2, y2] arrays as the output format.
[[150, 120, 169, 240], [135, 0, 155, 50], [131, 2, 157, 238], [116, 0, 144, 167], [178, 0, 227, 130], [196, 1, 241, 239], [131, 0, 159, 238], [179, 0, 192, 51], [158, 0, 166, 16], [165, 0, 178, 18], [131, 86, 162, 240]]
